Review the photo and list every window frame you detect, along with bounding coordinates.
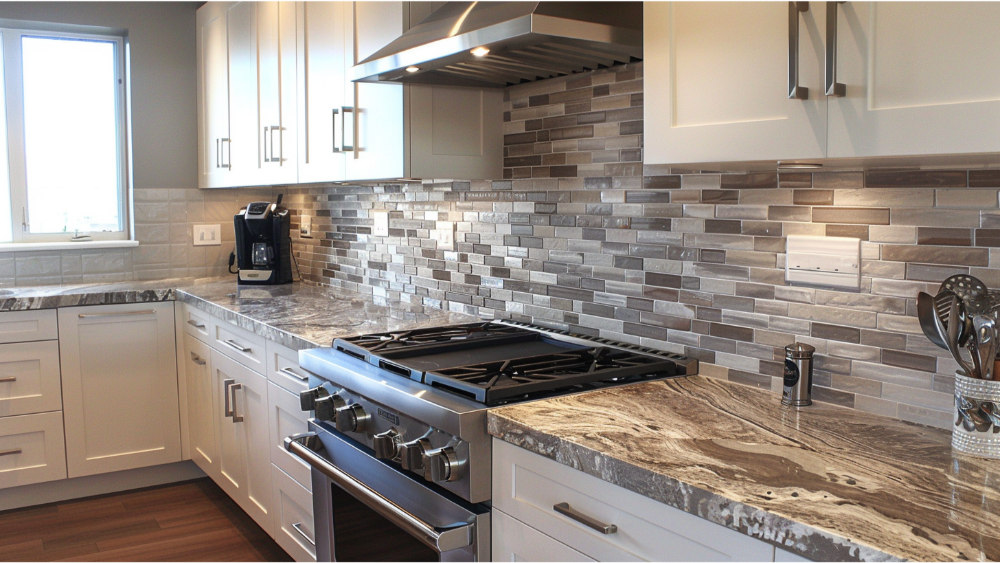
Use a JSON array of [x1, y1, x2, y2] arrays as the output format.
[[1, 26, 130, 243]]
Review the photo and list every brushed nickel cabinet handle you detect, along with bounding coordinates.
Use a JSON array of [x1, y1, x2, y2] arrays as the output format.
[[0, 376, 16, 383], [216, 138, 220, 168], [292, 522, 316, 546], [223, 339, 251, 353], [221, 138, 231, 170], [230, 382, 244, 423], [187, 319, 206, 329], [223, 378, 235, 418], [553, 502, 618, 535], [352, 82, 359, 159], [190, 352, 206, 366], [825, 1, 846, 96], [788, 2, 809, 100], [342, 105, 355, 153], [79, 310, 155, 319], [332, 108, 341, 152], [280, 367, 308, 382], [0, 448, 22, 457]]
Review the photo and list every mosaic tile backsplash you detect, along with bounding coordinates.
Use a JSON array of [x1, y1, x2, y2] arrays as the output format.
[[277, 62, 1000, 430]]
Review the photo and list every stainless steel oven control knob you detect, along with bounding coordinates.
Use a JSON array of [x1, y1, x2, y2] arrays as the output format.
[[423, 447, 461, 483], [314, 393, 346, 422], [373, 428, 401, 460], [335, 403, 370, 433], [399, 438, 431, 472], [299, 387, 328, 411]]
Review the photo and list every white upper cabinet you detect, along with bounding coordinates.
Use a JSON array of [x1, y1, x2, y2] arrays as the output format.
[[644, 2, 827, 165], [227, 2, 259, 186], [197, 3, 233, 188], [828, 1, 1000, 158], [257, 2, 298, 185], [296, 2, 349, 184]]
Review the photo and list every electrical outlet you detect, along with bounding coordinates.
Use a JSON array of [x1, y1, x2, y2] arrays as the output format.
[[193, 224, 221, 246], [372, 210, 390, 237], [433, 221, 456, 251], [300, 215, 313, 238]]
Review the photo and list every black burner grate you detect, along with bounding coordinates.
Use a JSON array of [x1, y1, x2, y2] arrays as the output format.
[[423, 346, 680, 405]]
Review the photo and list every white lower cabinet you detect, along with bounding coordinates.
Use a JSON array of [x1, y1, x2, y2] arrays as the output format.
[[493, 438, 776, 562], [271, 463, 316, 562], [493, 509, 595, 562], [268, 381, 311, 490], [58, 303, 181, 478], [183, 333, 219, 480], [0, 411, 67, 489], [0, 340, 62, 418], [210, 348, 273, 532]]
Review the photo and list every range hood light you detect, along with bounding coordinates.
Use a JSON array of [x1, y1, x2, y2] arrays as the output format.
[[777, 162, 823, 169], [405, 66, 421, 73], [470, 46, 490, 57]]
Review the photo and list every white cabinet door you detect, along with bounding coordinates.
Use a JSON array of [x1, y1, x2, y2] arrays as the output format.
[[644, 2, 827, 165], [0, 411, 67, 490], [297, 1, 349, 183], [346, 1, 405, 181], [828, 2, 1000, 157], [272, 463, 317, 562], [493, 509, 595, 562], [58, 303, 181, 478], [0, 340, 62, 417], [257, 1, 298, 185], [183, 333, 219, 480], [268, 382, 311, 490], [210, 349, 273, 533], [197, 2, 234, 188], [228, 1, 260, 186]]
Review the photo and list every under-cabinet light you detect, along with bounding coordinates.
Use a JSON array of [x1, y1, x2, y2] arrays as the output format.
[[405, 66, 420, 73], [471, 46, 490, 57]]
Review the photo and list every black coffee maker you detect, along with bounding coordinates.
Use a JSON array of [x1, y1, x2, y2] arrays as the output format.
[[234, 194, 293, 285]]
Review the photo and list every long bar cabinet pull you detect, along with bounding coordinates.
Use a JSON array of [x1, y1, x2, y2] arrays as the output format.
[[230, 382, 244, 423], [280, 367, 308, 382], [825, 1, 846, 96], [331, 108, 341, 152], [0, 448, 22, 457], [292, 522, 316, 546], [0, 376, 16, 383], [553, 502, 618, 535], [788, 2, 810, 100], [79, 310, 155, 319], [223, 378, 235, 418]]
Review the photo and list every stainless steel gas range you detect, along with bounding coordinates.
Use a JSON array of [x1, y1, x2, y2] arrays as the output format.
[[284, 321, 697, 561]]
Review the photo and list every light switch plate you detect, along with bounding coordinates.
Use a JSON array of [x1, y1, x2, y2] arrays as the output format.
[[300, 215, 313, 238], [372, 211, 390, 237], [433, 221, 456, 251], [193, 224, 221, 246], [785, 235, 860, 290]]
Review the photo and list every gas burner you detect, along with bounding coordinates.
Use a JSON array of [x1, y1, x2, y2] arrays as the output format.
[[336, 322, 532, 353], [423, 347, 680, 405]]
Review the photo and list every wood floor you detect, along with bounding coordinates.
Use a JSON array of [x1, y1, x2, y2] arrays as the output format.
[[0, 478, 293, 562]]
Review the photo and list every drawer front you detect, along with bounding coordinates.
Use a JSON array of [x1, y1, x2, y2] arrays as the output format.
[[493, 439, 775, 562], [493, 509, 595, 562], [0, 340, 62, 417], [210, 317, 266, 372], [266, 340, 311, 395], [268, 382, 311, 491], [0, 310, 57, 344], [272, 463, 316, 562], [181, 303, 212, 343], [0, 411, 67, 490]]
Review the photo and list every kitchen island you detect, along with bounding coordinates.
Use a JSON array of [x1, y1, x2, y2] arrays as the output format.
[[489, 376, 998, 562]]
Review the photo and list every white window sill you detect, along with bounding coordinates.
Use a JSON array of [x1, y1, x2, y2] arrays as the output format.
[[0, 240, 139, 252]]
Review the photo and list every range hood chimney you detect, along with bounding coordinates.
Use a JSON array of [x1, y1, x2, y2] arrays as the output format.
[[352, 2, 643, 88]]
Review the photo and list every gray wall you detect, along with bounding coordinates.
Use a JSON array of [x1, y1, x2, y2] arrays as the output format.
[[0, 2, 238, 285]]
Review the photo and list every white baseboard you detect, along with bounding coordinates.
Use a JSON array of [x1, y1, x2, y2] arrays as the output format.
[[0, 461, 206, 512]]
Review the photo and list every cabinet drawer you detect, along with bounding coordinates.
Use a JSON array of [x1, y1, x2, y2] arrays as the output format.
[[210, 317, 266, 372], [0, 340, 62, 417], [0, 411, 67, 490], [493, 439, 774, 562], [0, 310, 57, 344], [271, 463, 316, 562], [493, 509, 594, 562], [268, 382, 311, 491], [266, 340, 311, 395], [181, 303, 212, 343]]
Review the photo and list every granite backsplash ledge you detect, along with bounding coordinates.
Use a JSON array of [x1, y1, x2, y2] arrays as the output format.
[[285, 62, 999, 429]]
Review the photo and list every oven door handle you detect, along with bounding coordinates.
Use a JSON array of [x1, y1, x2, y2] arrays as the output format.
[[284, 432, 473, 553]]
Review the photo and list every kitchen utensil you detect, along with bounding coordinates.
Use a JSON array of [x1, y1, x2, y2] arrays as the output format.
[[975, 315, 998, 380], [953, 373, 1000, 458], [980, 402, 1000, 434], [940, 274, 990, 308], [917, 292, 948, 350], [935, 291, 973, 346], [957, 396, 992, 432], [936, 291, 976, 377]]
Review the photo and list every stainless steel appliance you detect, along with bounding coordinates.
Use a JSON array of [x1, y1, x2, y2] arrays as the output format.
[[234, 195, 293, 285], [782, 343, 815, 407], [286, 321, 697, 561]]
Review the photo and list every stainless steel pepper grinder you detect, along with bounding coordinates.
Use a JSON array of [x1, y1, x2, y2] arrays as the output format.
[[782, 343, 816, 407]]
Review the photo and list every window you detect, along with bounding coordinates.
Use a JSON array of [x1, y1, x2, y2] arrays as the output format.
[[0, 27, 128, 243]]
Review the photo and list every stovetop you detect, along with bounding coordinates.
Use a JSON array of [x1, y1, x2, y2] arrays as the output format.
[[332, 321, 696, 406]]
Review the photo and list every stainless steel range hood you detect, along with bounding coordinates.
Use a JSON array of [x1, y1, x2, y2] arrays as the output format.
[[352, 2, 642, 88]]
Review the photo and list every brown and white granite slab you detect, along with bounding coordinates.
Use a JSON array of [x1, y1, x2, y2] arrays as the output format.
[[175, 280, 481, 350], [488, 376, 1000, 562], [0, 278, 188, 311]]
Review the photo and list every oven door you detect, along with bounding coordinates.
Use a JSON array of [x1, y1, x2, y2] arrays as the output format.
[[286, 423, 489, 562]]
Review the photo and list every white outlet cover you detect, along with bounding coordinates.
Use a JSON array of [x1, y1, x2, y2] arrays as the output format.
[[300, 215, 313, 238], [433, 221, 456, 251], [372, 211, 390, 237], [785, 235, 860, 290], [193, 224, 221, 246]]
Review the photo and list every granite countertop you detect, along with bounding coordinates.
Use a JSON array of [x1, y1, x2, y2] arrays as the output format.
[[489, 376, 1000, 562], [0, 278, 191, 311], [174, 279, 481, 350]]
